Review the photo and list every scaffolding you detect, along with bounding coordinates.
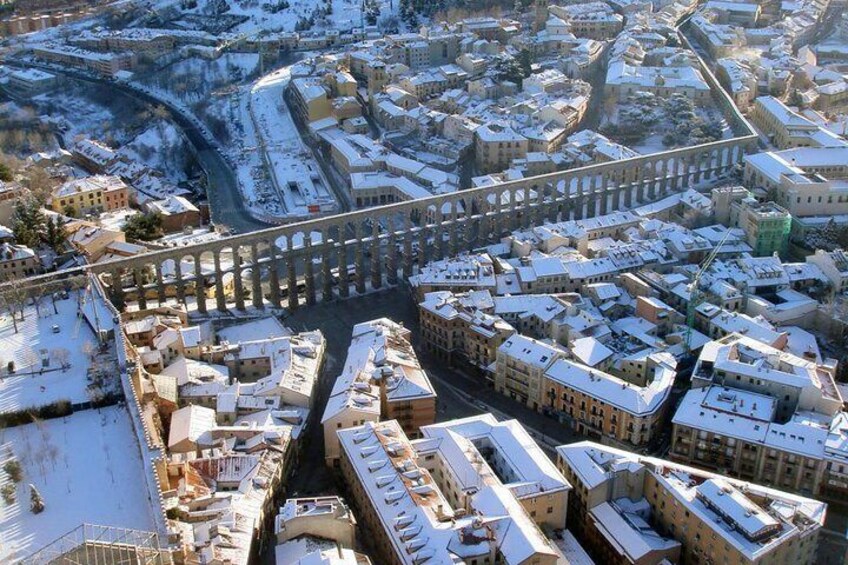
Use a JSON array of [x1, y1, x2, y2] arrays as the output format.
[[24, 523, 172, 565]]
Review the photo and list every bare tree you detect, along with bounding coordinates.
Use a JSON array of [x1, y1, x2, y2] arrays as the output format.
[[51, 348, 70, 371], [0, 278, 29, 334], [32, 295, 42, 319], [86, 383, 104, 407], [24, 166, 53, 203], [82, 341, 96, 362], [22, 346, 40, 376]]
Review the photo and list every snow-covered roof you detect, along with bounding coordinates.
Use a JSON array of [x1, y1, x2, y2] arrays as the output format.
[[544, 357, 674, 416], [226, 331, 325, 407], [498, 334, 564, 370], [168, 404, 217, 450], [322, 319, 434, 424], [416, 414, 571, 500], [337, 419, 562, 564], [589, 501, 680, 561], [558, 441, 826, 560], [570, 336, 614, 367]]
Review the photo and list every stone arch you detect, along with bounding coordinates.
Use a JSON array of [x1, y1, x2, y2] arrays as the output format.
[[170, 253, 194, 305], [720, 146, 731, 173]]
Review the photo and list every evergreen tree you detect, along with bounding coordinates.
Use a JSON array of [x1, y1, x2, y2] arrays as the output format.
[[12, 200, 46, 249], [44, 216, 66, 252], [495, 57, 525, 87], [0, 162, 12, 182], [124, 213, 164, 242], [517, 48, 533, 78]]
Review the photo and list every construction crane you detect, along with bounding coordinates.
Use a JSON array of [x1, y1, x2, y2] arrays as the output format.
[[684, 228, 733, 352]]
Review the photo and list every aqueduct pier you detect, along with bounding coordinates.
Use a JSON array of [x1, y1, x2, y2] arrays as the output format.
[[6, 135, 758, 311]]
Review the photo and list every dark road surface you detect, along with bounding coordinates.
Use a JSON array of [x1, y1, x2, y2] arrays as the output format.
[[6, 59, 270, 234]]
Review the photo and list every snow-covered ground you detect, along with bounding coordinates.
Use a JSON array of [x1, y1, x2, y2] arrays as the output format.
[[0, 406, 158, 562], [151, 0, 399, 35], [140, 54, 260, 104], [118, 120, 192, 184], [30, 90, 121, 148], [0, 291, 118, 414], [216, 316, 291, 343], [601, 96, 732, 155], [230, 80, 280, 218], [18, 85, 195, 200], [247, 63, 337, 218], [158, 227, 226, 247], [629, 133, 675, 155]]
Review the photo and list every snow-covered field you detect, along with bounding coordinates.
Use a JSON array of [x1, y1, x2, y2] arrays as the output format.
[[0, 406, 158, 562], [0, 291, 116, 414]]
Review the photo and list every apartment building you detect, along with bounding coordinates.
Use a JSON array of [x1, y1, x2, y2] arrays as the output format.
[[145, 195, 201, 233], [65, 221, 127, 261], [750, 96, 848, 150], [557, 441, 825, 565], [474, 122, 529, 173], [716, 58, 757, 110], [321, 318, 436, 466], [418, 290, 515, 373], [491, 294, 571, 339], [0, 242, 41, 280], [606, 60, 712, 102], [337, 416, 574, 565], [550, 3, 624, 40], [670, 333, 848, 499], [219, 331, 326, 410], [33, 44, 136, 77], [2, 8, 87, 36], [542, 353, 676, 448], [6, 68, 57, 95], [409, 254, 498, 300], [71, 138, 117, 172], [807, 248, 848, 294], [289, 77, 332, 123], [275, 496, 356, 547], [416, 415, 572, 529], [743, 147, 848, 217], [728, 196, 791, 256], [50, 175, 130, 216], [274, 496, 370, 563], [815, 80, 848, 112], [71, 28, 218, 55], [495, 334, 565, 410], [349, 172, 429, 207]]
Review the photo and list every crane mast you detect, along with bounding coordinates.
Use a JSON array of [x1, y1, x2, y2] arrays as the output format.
[[684, 228, 733, 352]]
